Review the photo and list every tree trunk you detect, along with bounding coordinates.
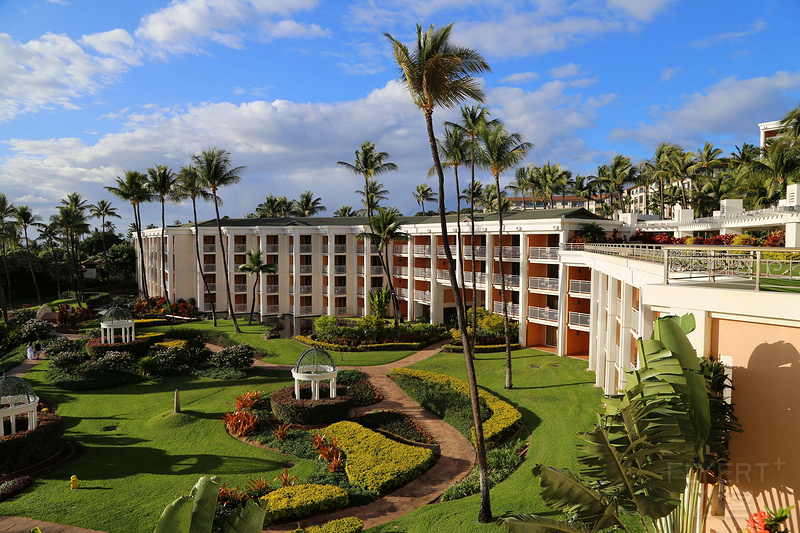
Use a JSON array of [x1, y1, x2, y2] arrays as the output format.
[[381, 245, 402, 339], [213, 191, 241, 333], [494, 171, 513, 391], [52, 241, 62, 298], [192, 197, 217, 326], [425, 108, 491, 523], [2, 243, 13, 308], [160, 199, 170, 305], [100, 215, 108, 281], [469, 140, 478, 353], [23, 228, 42, 305], [249, 272, 258, 326], [454, 165, 465, 307], [134, 203, 150, 300]]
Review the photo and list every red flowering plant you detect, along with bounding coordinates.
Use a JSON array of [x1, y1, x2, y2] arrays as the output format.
[[746, 506, 794, 533]]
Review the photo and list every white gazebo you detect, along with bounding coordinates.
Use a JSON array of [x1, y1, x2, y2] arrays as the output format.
[[100, 304, 135, 344], [291, 347, 338, 401], [0, 374, 39, 436]]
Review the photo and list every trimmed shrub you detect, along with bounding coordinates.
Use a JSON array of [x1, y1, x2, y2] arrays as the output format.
[[441, 439, 526, 501], [210, 343, 255, 369], [317, 421, 435, 495], [47, 351, 141, 390], [85, 337, 151, 359], [0, 475, 33, 502], [262, 484, 348, 525], [85, 292, 111, 307], [163, 327, 237, 348], [133, 318, 168, 327], [441, 342, 522, 353], [193, 367, 247, 380], [140, 347, 185, 377], [135, 331, 166, 344], [336, 369, 367, 384], [304, 517, 364, 533], [0, 412, 63, 474], [390, 368, 522, 448], [344, 380, 382, 407], [17, 320, 54, 343], [271, 385, 354, 425], [356, 410, 435, 445], [154, 340, 187, 350], [295, 335, 423, 352]]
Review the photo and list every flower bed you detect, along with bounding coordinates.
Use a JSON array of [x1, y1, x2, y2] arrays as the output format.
[[85, 337, 152, 358], [316, 421, 435, 495], [0, 475, 33, 502], [356, 410, 435, 445], [390, 368, 522, 448], [133, 318, 169, 328], [263, 484, 348, 524], [135, 331, 167, 344], [0, 412, 63, 474], [302, 517, 364, 533], [270, 385, 354, 425]]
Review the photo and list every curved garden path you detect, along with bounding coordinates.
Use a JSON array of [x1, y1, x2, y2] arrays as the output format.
[[2, 339, 476, 533]]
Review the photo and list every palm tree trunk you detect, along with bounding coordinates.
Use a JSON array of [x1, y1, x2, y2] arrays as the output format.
[[51, 241, 62, 298], [454, 166, 465, 306], [659, 177, 665, 218], [249, 272, 258, 326], [2, 242, 14, 308], [100, 215, 108, 280], [494, 172, 513, 391], [381, 245, 402, 338], [425, 108, 491, 523], [192, 197, 217, 326], [134, 203, 150, 300], [0, 261, 7, 323], [73, 233, 87, 306], [469, 140, 478, 352], [23, 228, 43, 305], [212, 191, 241, 333], [160, 199, 170, 305]]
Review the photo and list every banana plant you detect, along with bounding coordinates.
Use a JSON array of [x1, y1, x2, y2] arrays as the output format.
[[497, 314, 711, 533], [154, 476, 267, 533]]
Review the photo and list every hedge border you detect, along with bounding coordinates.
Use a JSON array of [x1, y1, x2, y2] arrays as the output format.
[[295, 335, 422, 352], [85, 337, 152, 358], [262, 484, 348, 524], [0, 412, 64, 474], [441, 342, 522, 353], [270, 385, 354, 425]]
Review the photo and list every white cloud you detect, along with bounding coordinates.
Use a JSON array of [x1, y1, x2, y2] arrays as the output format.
[[660, 67, 680, 82], [690, 19, 767, 48], [500, 71, 540, 84], [46, 0, 70, 5], [605, 0, 676, 22], [550, 62, 581, 79]]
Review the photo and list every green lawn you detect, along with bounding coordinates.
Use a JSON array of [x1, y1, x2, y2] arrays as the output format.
[[760, 277, 800, 293], [147, 319, 417, 366], [1, 363, 313, 533]]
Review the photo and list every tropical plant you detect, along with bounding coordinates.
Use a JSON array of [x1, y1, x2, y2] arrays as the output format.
[[333, 205, 360, 217], [88, 199, 121, 280], [598, 155, 636, 214], [146, 164, 178, 304], [294, 190, 326, 217], [355, 179, 389, 215], [237, 248, 276, 325], [752, 137, 799, 200], [106, 170, 151, 299], [574, 222, 607, 243], [14, 205, 44, 305], [413, 183, 437, 214], [337, 140, 397, 220], [52, 204, 90, 305], [386, 21, 493, 522], [434, 124, 470, 282], [366, 286, 391, 320], [255, 194, 295, 217], [192, 147, 244, 333]]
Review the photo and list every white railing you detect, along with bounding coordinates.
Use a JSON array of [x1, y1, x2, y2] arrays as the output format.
[[288, 286, 294, 294], [463, 271, 487, 284], [528, 306, 558, 323], [437, 269, 451, 280], [568, 311, 590, 328], [414, 290, 431, 302], [322, 244, 329, 254], [529, 276, 559, 292], [334, 286, 346, 295], [266, 305, 279, 314], [204, 303, 214, 311], [299, 285, 312, 294], [299, 306, 312, 315], [357, 306, 364, 315], [358, 244, 379, 254], [265, 244, 278, 253], [414, 245, 431, 256], [335, 306, 347, 316], [206, 283, 216, 292], [463, 245, 486, 258], [322, 265, 329, 275], [569, 279, 591, 294], [493, 301, 520, 316], [494, 246, 521, 259], [322, 286, 328, 295], [357, 286, 364, 296], [299, 244, 312, 253], [370, 266, 383, 275], [334, 244, 347, 254], [631, 308, 640, 328], [494, 274, 520, 287], [234, 284, 247, 292], [233, 244, 246, 253], [437, 245, 454, 257], [529, 247, 559, 260], [266, 284, 278, 293], [397, 288, 409, 299], [414, 267, 431, 279], [357, 265, 364, 275], [234, 303, 247, 312], [299, 265, 312, 273], [394, 244, 409, 255], [333, 265, 346, 274], [202, 244, 216, 253], [393, 266, 408, 276], [203, 264, 216, 272]]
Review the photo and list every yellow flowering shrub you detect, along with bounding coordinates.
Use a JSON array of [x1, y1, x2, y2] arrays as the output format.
[[316, 421, 435, 495], [154, 340, 187, 349], [134, 318, 168, 327], [262, 484, 348, 525], [389, 368, 522, 448], [135, 331, 166, 343], [303, 517, 364, 533]]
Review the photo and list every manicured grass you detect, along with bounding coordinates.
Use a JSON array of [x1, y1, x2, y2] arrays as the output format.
[[761, 277, 800, 293], [368, 349, 608, 533], [0, 343, 26, 373], [147, 319, 416, 366], [1, 362, 315, 533]]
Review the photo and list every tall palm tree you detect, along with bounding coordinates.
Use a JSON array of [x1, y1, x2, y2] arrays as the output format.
[[192, 147, 244, 333], [53, 205, 90, 306], [106, 170, 151, 299], [476, 123, 531, 391], [413, 183, 437, 214], [333, 205, 359, 217], [88, 199, 121, 280], [508, 167, 531, 210], [256, 194, 290, 218], [14, 205, 44, 305], [667, 148, 694, 209], [356, 179, 390, 214], [146, 164, 178, 304], [357, 207, 409, 337], [434, 125, 470, 283], [62, 192, 89, 212], [482, 183, 510, 212], [38, 222, 64, 300], [729, 143, 760, 169], [386, 22, 493, 522], [0, 194, 15, 312], [175, 165, 219, 326], [694, 173, 733, 216], [691, 142, 725, 182], [294, 191, 326, 217], [752, 137, 800, 200], [599, 155, 637, 214], [571, 174, 596, 209], [779, 101, 800, 138], [338, 141, 397, 221], [238, 249, 276, 325]]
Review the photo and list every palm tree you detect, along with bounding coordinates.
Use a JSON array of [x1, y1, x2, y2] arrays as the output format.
[[14, 205, 44, 305], [752, 137, 800, 200], [88, 199, 121, 280], [238, 249, 276, 325], [356, 207, 409, 337], [434, 125, 470, 285], [729, 143, 760, 169], [294, 191, 326, 217], [38, 222, 64, 300], [692, 142, 725, 181], [0, 194, 15, 313], [175, 165, 219, 326], [356, 179, 390, 215], [475, 123, 532, 391], [333, 205, 359, 217], [62, 192, 89, 212], [256, 194, 288, 217], [53, 205, 90, 306], [571, 175, 596, 209], [667, 148, 695, 209], [106, 170, 151, 299], [482, 183, 510, 212], [733, 167, 781, 209], [386, 22, 493, 522], [599, 155, 636, 214], [192, 147, 244, 333], [146, 164, 178, 304], [779, 101, 800, 138], [508, 167, 531, 210], [694, 173, 733, 216], [413, 183, 437, 214], [338, 141, 397, 221]]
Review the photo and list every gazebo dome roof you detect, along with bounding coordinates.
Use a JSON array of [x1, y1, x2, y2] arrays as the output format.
[[102, 303, 134, 325], [0, 374, 38, 406], [294, 346, 337, 374]]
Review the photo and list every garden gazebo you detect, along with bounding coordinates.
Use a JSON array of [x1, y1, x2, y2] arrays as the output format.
[[101, 303, 135, 344], [291, 346, 338, 400], [0, 374, 39, 436]]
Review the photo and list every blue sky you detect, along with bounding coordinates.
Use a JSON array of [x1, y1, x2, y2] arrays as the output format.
[[1, 0, 799, 230]]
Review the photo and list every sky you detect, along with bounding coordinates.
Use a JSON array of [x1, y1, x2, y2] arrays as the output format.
[[1, 0, 799, 232]]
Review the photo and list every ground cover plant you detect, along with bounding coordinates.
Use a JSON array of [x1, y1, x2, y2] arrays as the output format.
[[356, 410, 436, 445], [441, 437, 526, 501]]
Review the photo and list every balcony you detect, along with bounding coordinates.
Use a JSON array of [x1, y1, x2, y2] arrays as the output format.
[[202, 244, 216, 253], [568, 311, 591, 330], [437, 269, 451, 281], [335, 306, 347, 316], [413, 267, 431, 279], [234, 283, 247, 292], [265, 244, 278, 253], [528, 306, 558, 323], [288, 286, 294, 294], [357, 306, 364, 315], [493, 301, 520, 317], [437, 245, 454, 257], [299, 306, 313, 315], [333, 265, 346, 275], [463, 245, 486, 258], [393, 266, 409, 276], [463, 271, 487, 285], [357, 265, 365, 275], [397, 288, 409, 299], [299, 265, 312, 274], [529, 276, 559, 292], [299, 285, 312, 294], [370, 266, 383, 275], [357, 244, 379, 254], [205, 283, 216, 292], [631, 308, 640, 330], [233, 244, 246, 253], [393, 244, 409, 255], [334, 244, 347, 254], [322, 244, 329, 254], [414, 245, 431, 256], [569, 279, 591, 295], [494, 246, 520, 259], [299, 244, 312, 253], [266, 284, 278, 294], [322, 265, 329, 275], [234, 303, 247, 313], [414, 290, 431, 302], [204, 303, 214, 311], [334, 286, 347, 295], [529, 247, 559, 261], [266, 305, 279, 314], [493, 274, 520, 287], [323, 286, 328, 296], [203, 264, 216, 272]]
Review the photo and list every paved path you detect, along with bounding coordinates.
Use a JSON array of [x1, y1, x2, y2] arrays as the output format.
[[0, 517, 106, 533]]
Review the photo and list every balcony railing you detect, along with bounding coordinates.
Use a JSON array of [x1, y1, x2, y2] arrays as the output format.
[[393, 244, 409, 255], [357, 286, 364, 296], [335, 306, 347, 316], [493, 301, 520, 316], [631, 308, 640, 329], [529, 247, 559, 260], [463, 271, 487, 284], [393, 266, 409, 276], [529, 276, 559, 292], [234, 284, 247, 292], [299, 265, 312, 274], [334, 244, 347, 254], [569, 279, 591, 294], [414, 245, 431, 256], [288, 286, 294, 294], [437, 245, 454, 257], [333, 265, 346, 274], [493, 274, 520, 287], [299, 285, 312, 294], [265, 284, 278, 293], [202, 244, 216, 253], [266, 305, 279, 314], [413, 267, 431, 279], [233, 244, 246, 253], [528, 306, 558, 323], [334, 286, 347, 295], [265, 244, 278, 253], [205, 283, 216, 292], [437, 269, 451, 281], [322, 265, 328, 275], [299, 306, 312, 315], [357, 265, 364, 275], [322, 286, 328, 295], [494, 246, 521, 259], [357, 244, 379, 254], [204, 303, 214, 311], [414, 290, 431, 302], [234, 303, 247, 313], [322, 244, 329, 254], [358, 306, 364, 315], [568, 311, 591, 328], [299, 244, 312, 253], [203, 264, 216, 272], [397, 288, 409, 299], [370, 266, 384, 275], [463, 245, 486, 258]]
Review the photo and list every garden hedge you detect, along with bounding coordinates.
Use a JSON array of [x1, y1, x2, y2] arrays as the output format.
[[304, 517, 364, 533], [0, 412, 64, 474], [316, 421, 435, 495], [441, 342, 522, 353], [390, 368, 522, 448], [262, 484, 348, 524], [85, 337, 152, 358], [133, 318, 168, 327], [295, 335, 423, 352], [135, 331, 166, 344], [270, 385, 354, 425]]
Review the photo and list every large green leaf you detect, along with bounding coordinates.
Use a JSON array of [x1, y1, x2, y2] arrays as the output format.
[[189, 476, 222, 533], [223, 498, 267, 533], [497, 513, 591, 533], [534, 464, 622, 530], [153, 495, 194, 533]]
